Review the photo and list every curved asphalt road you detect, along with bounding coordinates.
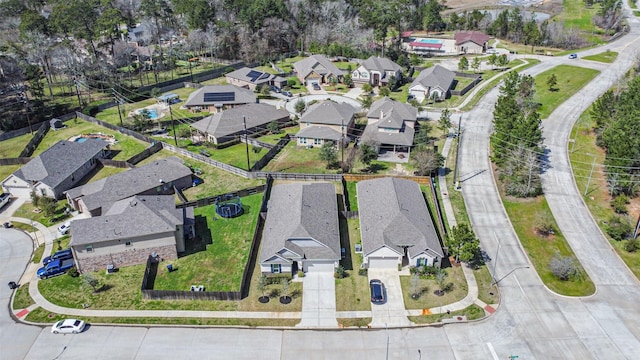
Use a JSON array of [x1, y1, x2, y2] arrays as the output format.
[[7, 11, 640, 360]]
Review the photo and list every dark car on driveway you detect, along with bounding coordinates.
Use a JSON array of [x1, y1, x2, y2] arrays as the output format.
[[312, 83, 321, 91], [370, 279, 385, 304]]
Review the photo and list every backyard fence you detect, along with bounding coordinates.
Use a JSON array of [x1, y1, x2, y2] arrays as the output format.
[[341, 177, 351, 211], [427, 176, 447, 239], [19, 121, 50, 158], [0, 157, 31, 166], [250, 135, 290, 172], [161, 142, 250, 178], [341, 211, 359, 219], [75, 112, 155, 144], [451, 72, 482, 97], [141, 255, 158, 291], [127, 141, 163, 165], [176, 184, 266, 209], [142, 288, 242, 301], [99, 159, 134, 169], [343, 173, 432, 184], [252, 172, 342, 181]]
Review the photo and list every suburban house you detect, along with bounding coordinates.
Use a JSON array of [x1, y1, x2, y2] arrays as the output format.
[[184, 85, 257, 113], [361, 97, 418, 157], [455, 31, 491, 54], [408, 65, 455, 103], [65, 156, 193, 216], [357, 177, 444, 269], [70, 195, 194, 272], [2, 139, 109, 199], [260, 182, 341, 274], [351, 56, 403, 87], [191, 103, 290, 144], [225, 67, 287, 90], [293, 55, 344, 86], [129, 45, 155, 65], [295, 101, 355, 147]]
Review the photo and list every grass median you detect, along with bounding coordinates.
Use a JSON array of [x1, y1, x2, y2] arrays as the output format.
[[533, 65, 600, 119]]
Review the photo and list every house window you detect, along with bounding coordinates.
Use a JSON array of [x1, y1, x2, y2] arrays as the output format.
[[417, 258, 427, 267], [352, 71, 358, 78], [300, 137, 307, 144], [40, 188, 46, 196], [314, 138, 322, 145], [271, 264, 281, 273], [86, 245, 93, 253], [361, 72, 368, 78], [125, 241, 132, 247]]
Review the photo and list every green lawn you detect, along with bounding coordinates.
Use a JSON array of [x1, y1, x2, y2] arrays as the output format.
[[345, 181, 358, 211], [154, 194, 262, 291], [409, 304, 485, 324], [14, 201, 71, 227], [50, 235, 71, 255], [534, 65, 599, 118], [556, 0, 601, 32], [582, 51, 618, 63], [334, 61, 358, 70], [400, 265, 468, 310], [255, 126, 299, 145], [32, 244, 45, 264], [12, 285, 35, 309], [24, 307, 300, 327], [475, 265, 499, 305], [0, 132, 33, 158], [262, 142, 337, 174], [0, 165, 21, 183], [502, 196, 595, 296], [33, 119, 148, 161], [137, 149, 262, 200], [335, 218, 370, 311], [204, 142, 264, 171], [568, 110, 640, 279]]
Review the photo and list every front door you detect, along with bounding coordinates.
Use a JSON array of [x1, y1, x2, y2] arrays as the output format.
[[373, 73, 380, 86]]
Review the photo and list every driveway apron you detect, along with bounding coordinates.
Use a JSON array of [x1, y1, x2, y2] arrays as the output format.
[[297, 272, 338, 328], [368, 269, 412, 327]]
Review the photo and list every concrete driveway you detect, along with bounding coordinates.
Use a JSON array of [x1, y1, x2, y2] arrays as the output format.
[[297, 272, 337, 328], [368, 269, 412, 327]]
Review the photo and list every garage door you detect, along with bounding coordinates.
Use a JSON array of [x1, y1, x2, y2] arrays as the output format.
[[5, 186, 31, 198], [306, 79, 320, 86], [304, 261, 335, 273], [368, 257, 399, 269]]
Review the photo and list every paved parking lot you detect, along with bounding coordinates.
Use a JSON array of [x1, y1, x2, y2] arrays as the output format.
[[368, 269, 412, 327]]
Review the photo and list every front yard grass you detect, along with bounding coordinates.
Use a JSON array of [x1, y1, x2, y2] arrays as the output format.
[[337, 317, 371, 328], [335, 218, 370, 312], [533, 65, 599, 119], [409, 304, 485, 324], [582, 51, 618, 63], [153, 194, 262, 292], [12, 285, 35, 309], [0, 165, 21, 182], [400, 265, 468, 310], [24, 307, 300, 327], [137, 149, 262, 200], [32, 244, 45, 264], [14, 201, 70, 227], [502, 195, 595, 296], [50, 235, 70, 255]]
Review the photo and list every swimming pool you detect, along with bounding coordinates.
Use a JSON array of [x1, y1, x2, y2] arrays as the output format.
[[75, 137, 88, 143], [418, 38, 443, 44], [141, 109, 159, 119]]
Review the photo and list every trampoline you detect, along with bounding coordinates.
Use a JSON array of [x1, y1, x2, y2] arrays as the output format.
[[214, 195, 243, 218]]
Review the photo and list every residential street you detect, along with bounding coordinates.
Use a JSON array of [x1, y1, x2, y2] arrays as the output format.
[[3, 10, 640, 360]]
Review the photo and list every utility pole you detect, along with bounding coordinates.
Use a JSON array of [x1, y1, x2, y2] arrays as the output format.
[[243, 115, 250, 171], [453, 112, 463, 189], [584, 154, 597, 196], [73, 77, 83, 111], [169, 107, 178, 146], [113, 90, 124, 127], [20, 91, 33, 134]]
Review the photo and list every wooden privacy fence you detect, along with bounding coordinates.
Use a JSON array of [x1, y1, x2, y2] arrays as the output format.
[[177, 185, 266, 209], [99, 159, 134, 168], [161, 142, 250, 178], [250, 135, 290, 172], [127, 141, 163, 165], [19, 121, 50, 157], [343, 173, 432, 184], [0, 157, 31, 165]]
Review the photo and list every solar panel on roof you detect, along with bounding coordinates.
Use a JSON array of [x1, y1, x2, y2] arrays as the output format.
[[246, 70, 262, 82], [203, 92, 235, 103], [258, 72, 270, 80]]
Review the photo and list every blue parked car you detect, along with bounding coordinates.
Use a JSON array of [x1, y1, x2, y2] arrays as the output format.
[[42, 249, 73, 266]]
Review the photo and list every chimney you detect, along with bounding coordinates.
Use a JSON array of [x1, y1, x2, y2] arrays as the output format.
[[380, 110, 384, 119]]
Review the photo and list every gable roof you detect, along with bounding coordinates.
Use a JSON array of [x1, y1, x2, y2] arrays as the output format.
[[191, 103, 289, 139], [299, 101, 355, 126], [294, 55, 343, 80], [360, 56, 402, 74], [357, 177, 443, 259], [260, 183, 340, 263], [66, 156, 191, 214], [12, 139, 107, 189], [410, 65, 455, 92], [454, 31, 491, 46], [226, 67, 275, 86], [70, 195, 182, 246], [361, 120, 415, 146], [367, 97, 417, 123], [295, 126, 344, 141], [185, 85, 256, 107]]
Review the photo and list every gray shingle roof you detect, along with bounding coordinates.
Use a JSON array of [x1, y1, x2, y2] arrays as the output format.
[[356, 177, 444, 259], [260, 183, 340, 263], [410, 65, 455, 91], [70, 195, 182, 246], [225, 67, 275, 86], [362, 97, 417, 146], [185, 85, 256, 107], [191, 103, 290, 139], [294, 55, 343, 80], [66, 156, 191, 214], [13, 139, 107, 189], [360, 56, 402, 74], [295, 126, 344, 141], [299, 101, 355, 126]]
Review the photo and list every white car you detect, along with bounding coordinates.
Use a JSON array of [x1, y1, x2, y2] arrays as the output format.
[[51, 319, 86, 334], [57, 222, 71, 235]]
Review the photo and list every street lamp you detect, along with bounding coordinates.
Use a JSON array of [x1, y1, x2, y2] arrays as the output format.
[[492, 266, 530, 286]]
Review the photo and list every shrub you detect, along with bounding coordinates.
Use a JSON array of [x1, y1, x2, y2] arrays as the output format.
[[297, 270, 305, 278], [67, 268, 79, 277], [334, 265, 346, 279], [611, 195, 629, 214], [549, 254, 579, 281], [606, 215, 633, 240], [623, 238, 639, 253], [358, 268, 368, 276]]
